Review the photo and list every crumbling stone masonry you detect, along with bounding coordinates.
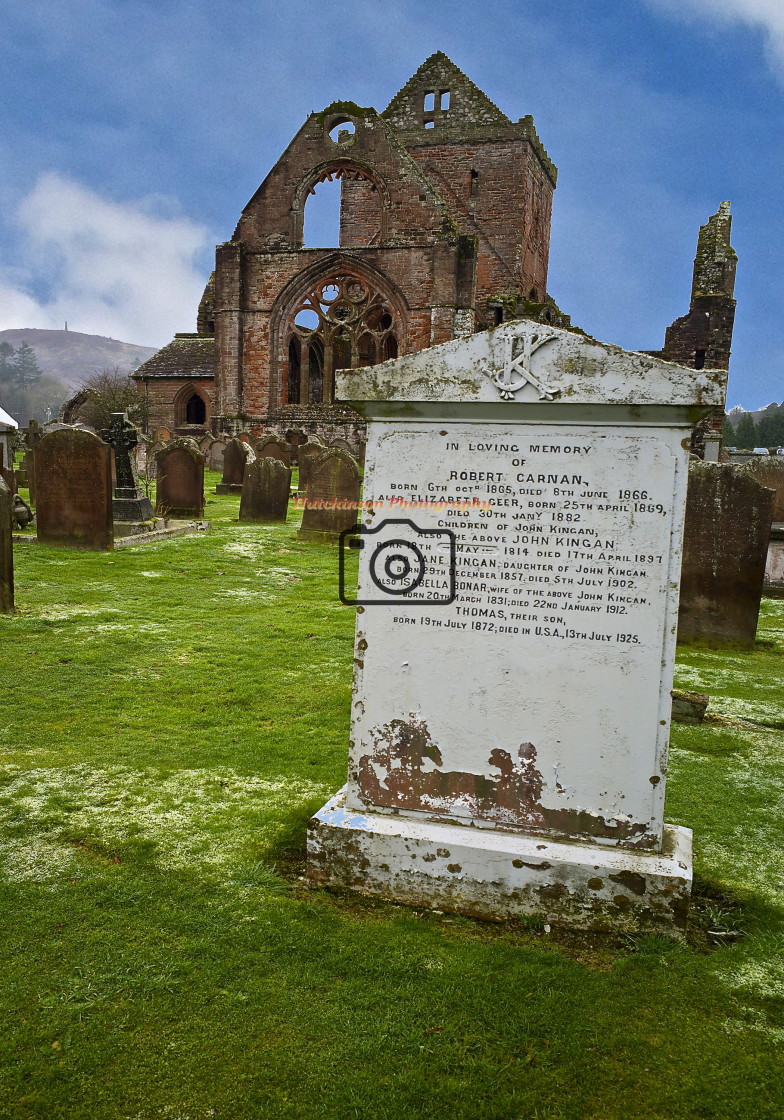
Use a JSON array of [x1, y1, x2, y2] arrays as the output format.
[[134, 53, 736, 454]]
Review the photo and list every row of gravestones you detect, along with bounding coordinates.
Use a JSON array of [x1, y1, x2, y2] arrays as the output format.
[[217, 434, 363, 537], [27, 428, 207, 551], [137, 431, 365, 479], [3, 417, 784, 638]]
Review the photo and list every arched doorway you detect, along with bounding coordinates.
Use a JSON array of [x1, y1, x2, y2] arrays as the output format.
[[185, 393, 207, 425]]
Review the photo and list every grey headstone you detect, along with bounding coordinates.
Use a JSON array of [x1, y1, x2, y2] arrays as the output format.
[[299, 448, 361, 539], [239, 458, 291, 523]]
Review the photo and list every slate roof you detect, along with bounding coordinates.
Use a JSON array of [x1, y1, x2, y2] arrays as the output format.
[[132, 334, 215, 380], [0, 404, 18, 428]]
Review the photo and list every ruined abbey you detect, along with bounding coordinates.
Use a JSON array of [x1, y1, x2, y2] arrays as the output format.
[[133, 52, 736, 454]]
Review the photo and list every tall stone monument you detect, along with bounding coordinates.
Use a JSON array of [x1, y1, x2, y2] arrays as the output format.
[[307, 320, 727, 934], [24, 419, 43, 505], [100, 413, 154, 525], [0, 475, 14, 614], [36, 428, 113, 550]]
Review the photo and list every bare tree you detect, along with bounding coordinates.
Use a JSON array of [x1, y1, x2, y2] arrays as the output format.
[[64, 367, 148, 431]]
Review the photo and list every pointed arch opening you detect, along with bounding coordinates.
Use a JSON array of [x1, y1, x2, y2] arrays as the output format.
[[275, 265, 405, 406]]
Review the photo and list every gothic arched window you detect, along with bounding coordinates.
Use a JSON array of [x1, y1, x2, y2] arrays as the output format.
[[185, 393, 206, 424], [285, 273, 398, 404]]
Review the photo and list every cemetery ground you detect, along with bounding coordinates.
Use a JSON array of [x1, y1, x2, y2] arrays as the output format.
[[1, 472, 783, 1120]]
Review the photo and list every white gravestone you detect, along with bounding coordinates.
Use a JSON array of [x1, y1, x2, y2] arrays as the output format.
[[307, 322, 726, 933]]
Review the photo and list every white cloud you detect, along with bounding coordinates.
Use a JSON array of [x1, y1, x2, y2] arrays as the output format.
[[0, 172, 212, 346], [644, 0, 784, 75]]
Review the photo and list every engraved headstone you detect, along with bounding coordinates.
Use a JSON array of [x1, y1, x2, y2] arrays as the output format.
[[308, 320, 728, 934], [100, 413, 154, 523], [155, 439, 205, 518], [298, 448, 361, 539], [216, 438, 255, 494], [678, 461, 774, 647], [239, 457, 291, 523], [0, 476, 13, 614], [36, 428, 113, 550], [296, 440, 325, 496], [256, 436, 292, 468]]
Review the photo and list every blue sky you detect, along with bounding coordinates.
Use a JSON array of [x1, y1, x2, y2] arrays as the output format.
[[0, 0, 781, 409]]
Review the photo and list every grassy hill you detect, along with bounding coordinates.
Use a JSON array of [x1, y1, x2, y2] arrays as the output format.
[[0, 328, 157, 391]]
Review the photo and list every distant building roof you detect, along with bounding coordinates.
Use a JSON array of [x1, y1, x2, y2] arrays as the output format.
[[0, 405, 18, 428], [132, 334, 216, 380]]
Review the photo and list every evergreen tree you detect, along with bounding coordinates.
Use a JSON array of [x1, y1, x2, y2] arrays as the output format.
[[735, 412, 758, 449], [12, 342, 42, 391], [758, 405, 784, 448], [722, 415, 736, 445]]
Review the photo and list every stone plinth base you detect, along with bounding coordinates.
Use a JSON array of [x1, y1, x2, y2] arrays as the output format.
[[113, 492, 153, 521], [113, 520, 210, 548], [216, 483, 242, 495], [307, 789, 692, 936]]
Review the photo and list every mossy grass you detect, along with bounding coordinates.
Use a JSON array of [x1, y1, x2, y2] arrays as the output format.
[[1, 476, 783, 1118]]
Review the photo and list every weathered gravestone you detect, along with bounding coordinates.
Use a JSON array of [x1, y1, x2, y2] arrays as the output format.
[[209, 440, 226, 472], [100, 413, 154, 524], [742, 457, 784, 522], [24, 420, 43, 504], [678, 461, 774, 647], [239, 457, 291, 523], [328, 438, 352, 453], [256, 436, 292, 468], [216, 438, 255, 494], [298, 448, 361, 540], [155, 439, 205, 518], [0, 475, 13, 614], [740, 458, 784, 594], [307, 320, 727, 934], [296, 440, 324, 496], [36, 428, 113, 550]]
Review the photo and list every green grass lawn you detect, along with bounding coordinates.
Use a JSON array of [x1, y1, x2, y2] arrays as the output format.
[[1, 470, 782, 1119]]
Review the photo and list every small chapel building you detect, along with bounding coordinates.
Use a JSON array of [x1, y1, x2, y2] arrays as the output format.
[[133, 52, 736, 455]]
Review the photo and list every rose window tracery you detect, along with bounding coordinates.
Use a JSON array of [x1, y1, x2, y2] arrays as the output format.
[[286, 274, 398, 404]]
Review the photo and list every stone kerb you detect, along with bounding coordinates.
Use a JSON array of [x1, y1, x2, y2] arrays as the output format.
[[256, 436, 292, 468], [216, 438, 255, 494], [298, 448, 361, 540], [155, 438, 205, 519], [307, 318, 727, 934], [239, 457, 291, 523], [35, 428, 113, 551], [0, 475, 14, 614], [678, 461, 774, 647]]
